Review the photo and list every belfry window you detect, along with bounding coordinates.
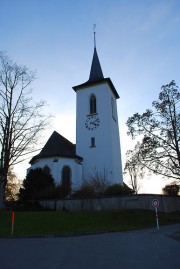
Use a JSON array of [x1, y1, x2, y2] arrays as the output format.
[[90, 94, 96, 114]]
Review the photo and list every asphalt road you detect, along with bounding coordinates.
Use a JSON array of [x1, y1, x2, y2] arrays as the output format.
[[0, 224, 179, 269]]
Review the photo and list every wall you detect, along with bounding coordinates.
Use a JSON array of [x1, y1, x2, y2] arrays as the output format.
[[28, 157, 82, 189], [38, 194, 180, 213]]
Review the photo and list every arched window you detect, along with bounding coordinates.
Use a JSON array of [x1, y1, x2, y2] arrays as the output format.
[[60, 165, 72, 197], [61, 165, 71, 183], [43, 165, 51, 176], [90, 94, 96, 114]]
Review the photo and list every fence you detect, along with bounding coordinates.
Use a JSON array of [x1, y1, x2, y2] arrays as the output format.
[[38, 194, 180, 213]]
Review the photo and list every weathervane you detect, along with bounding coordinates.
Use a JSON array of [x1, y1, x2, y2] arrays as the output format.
[[93, 24, 96, 48]]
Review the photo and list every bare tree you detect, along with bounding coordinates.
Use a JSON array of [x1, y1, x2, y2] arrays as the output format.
[[87, 168, 110, 195], [124, 150, 144, 194], [0, 52, 51, 208], [126, 81, 180, 181]]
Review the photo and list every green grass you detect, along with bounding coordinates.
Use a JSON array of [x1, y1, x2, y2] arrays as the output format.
[[0, 210, 180, 237]]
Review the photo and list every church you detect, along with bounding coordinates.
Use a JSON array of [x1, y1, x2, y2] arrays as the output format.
[[29, 37, 124, 189]]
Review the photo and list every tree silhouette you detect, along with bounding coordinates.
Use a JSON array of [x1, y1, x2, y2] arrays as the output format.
[[0, 52, 51, 208], [126, 81, 180, 180]]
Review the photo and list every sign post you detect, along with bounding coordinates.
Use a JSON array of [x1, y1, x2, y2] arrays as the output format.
[[11, 211, 15, 236], [152, 199, 159, 230]]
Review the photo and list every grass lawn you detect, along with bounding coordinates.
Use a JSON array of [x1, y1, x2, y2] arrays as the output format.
[[0, 210, 180, 237]]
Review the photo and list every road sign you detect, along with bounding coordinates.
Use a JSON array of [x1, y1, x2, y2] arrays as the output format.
[[152, 199, 160, 230], [152, 199, 159, 208]]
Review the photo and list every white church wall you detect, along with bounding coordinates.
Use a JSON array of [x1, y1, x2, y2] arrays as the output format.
[[28, 157, 82, 189], [76, 82, 123, 184]]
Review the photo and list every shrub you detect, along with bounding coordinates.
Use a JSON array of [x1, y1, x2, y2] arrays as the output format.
[[104, 183, 134, 196], [162, 184, 179, 196], [72, 173, 110, 198], [72, 185, 97, 198], [19, 167, 55, 200], [72, 181, 133, 198]]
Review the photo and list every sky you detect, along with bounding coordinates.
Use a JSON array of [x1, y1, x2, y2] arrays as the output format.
[[1, 0, 180, 193]]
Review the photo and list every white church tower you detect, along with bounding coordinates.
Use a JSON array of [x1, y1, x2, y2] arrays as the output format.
[[73, 33, 123, 185]]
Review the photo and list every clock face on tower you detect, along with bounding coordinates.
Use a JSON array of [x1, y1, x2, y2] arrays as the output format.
[[85, 115, 100, 130]]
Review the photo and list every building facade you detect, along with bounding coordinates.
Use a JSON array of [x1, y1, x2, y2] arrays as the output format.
[[29, 43, 123, 188]]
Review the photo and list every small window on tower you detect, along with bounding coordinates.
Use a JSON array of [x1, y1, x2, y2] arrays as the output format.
[[111, 97, 116, 121], [90, 94, 96, 114], [90, 137, 96, 148]]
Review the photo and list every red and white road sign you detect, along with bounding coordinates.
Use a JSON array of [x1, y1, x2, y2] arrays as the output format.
[[152, 199, 159, 208]]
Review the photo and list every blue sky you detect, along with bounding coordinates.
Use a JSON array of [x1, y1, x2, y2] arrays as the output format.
[[1, 0, 180, 192]]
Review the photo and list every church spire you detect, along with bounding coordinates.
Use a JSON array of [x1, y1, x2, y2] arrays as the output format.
[[88, 25, 104, 82]]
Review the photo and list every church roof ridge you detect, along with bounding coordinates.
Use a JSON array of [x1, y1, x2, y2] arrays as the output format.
[[29, 131, 82, 164]]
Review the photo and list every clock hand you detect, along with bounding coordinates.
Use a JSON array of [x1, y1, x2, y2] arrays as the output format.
[[92, 119, 99, 124]]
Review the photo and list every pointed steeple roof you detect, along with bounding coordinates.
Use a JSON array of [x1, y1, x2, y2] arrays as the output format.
[[72, 32, 119, 99], [29, 131, 82, 164], [88, 47, 104, 82]]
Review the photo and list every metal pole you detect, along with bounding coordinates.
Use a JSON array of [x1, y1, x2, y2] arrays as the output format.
[[11, 212, 15, 235], [155, 207, 159, 230]]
